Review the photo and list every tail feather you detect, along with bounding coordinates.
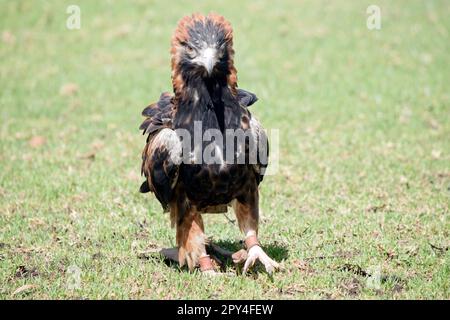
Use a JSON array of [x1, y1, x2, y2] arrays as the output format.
[[139, 180, 150, 193]]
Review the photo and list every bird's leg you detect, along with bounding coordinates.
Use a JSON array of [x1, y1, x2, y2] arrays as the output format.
[[233, 196, 279, 274], [176, 208, 215, 274]]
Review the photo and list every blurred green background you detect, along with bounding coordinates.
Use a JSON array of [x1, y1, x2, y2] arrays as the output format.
[[0, 0, 449, 299]]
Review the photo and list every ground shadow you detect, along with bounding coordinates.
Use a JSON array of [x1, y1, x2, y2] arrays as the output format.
[[153, 240, 289, 275]]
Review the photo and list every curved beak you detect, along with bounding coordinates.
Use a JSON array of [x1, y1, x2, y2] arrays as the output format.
[[198, 47, 217, 75]]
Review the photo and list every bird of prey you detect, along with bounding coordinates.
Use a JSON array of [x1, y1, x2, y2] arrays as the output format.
[[139, 13, 278, 274]]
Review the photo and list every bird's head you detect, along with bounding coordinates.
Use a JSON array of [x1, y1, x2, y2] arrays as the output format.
[[171, 13, 237, 97]]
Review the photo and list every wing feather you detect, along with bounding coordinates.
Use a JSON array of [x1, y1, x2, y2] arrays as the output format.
[[140, 93, 179, 211], [139, 89, 260, 210], [237, 88, 258, 107], [249, 114, 269, 184]]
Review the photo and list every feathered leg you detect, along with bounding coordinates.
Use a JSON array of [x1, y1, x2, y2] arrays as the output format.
[[174, 205, 215, 273], [233, 191, 279, 274]]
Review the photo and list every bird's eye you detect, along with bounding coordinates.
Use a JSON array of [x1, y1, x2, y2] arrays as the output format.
[[185, 45, 195, 56]]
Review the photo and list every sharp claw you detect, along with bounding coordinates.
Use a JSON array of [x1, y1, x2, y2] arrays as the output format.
[[242, 246, 279, 275], [243, 257, 254, 274]]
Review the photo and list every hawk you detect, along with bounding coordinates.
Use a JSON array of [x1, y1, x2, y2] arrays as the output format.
[[139, 13, 278, 274]]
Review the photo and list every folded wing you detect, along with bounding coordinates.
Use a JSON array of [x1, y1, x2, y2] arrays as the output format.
[[139, 89, 261, 210]]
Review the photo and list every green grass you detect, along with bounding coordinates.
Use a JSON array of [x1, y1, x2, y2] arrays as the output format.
[[1, 0, 449, 299]]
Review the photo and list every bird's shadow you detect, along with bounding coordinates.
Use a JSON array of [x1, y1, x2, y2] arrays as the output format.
[[156, 240, 289, 275]]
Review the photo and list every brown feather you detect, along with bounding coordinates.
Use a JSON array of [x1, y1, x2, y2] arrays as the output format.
[[170, 13, 237, 99]]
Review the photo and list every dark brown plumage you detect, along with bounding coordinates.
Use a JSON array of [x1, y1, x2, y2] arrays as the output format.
[[139, 13, 278, 274]]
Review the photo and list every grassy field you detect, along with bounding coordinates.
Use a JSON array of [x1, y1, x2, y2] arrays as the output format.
[[0, 0, 449, 299]]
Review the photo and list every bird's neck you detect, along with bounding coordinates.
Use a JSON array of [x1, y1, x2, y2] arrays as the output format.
[[177, 75, 226, 101], [174, 75, 238, 132]]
